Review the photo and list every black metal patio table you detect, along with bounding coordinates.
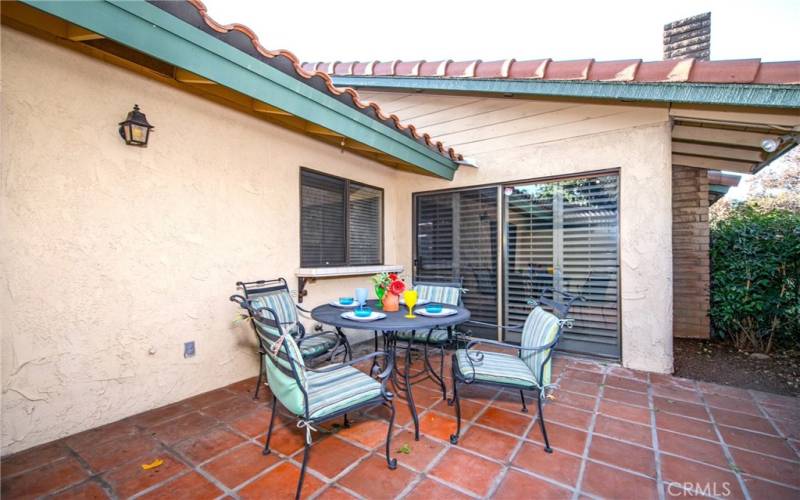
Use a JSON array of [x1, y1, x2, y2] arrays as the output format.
[[311, 299, 470, 440]]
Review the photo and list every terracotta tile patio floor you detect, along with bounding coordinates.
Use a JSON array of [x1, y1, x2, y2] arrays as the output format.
[[2, 352, 799, 499]]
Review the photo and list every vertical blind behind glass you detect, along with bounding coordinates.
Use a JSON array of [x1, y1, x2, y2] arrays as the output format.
[[348, 183, 382, 265], [415, 188, 498, 338], [301, 171, 382, 267], [505, 175, 620, 358]]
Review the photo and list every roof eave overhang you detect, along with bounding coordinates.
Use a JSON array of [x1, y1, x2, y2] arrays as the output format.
[[331, 76, 800, 109], [21, 0, 458, 179]]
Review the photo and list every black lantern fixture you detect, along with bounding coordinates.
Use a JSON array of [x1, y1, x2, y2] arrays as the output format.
[[118, 104, 154, 147]]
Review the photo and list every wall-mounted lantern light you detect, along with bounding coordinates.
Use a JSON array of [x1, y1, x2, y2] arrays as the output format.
[[118, 104, 154, 147]]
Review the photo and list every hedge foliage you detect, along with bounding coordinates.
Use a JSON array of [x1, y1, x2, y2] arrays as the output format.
[[710, 205, 800, 352]]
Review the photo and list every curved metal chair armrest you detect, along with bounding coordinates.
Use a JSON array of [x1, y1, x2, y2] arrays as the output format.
[[306, 351, 393, 378], [462, 320, 523, 332], [229, 294, 249, 310], [465, 337, 558, 353]]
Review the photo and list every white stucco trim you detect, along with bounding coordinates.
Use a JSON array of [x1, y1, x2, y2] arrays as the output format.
[[296, 265, 403, 278]]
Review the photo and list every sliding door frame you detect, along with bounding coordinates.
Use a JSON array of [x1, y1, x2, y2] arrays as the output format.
[[411, 167, 622, 359]]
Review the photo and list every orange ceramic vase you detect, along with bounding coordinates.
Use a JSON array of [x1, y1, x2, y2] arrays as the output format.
[[382, 292, 400, 312]]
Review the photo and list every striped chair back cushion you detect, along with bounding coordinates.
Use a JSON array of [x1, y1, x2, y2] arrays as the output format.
[[253, 312, 307, 416], [519, 306, 560, 387], [415, 284, 461, 306], [249, 288, 298, 331]]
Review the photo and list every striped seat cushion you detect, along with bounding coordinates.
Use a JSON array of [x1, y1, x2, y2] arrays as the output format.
[[415, 284, 460, 306], [250, 291, 298, 326], [298, 333, 338, 358], [395, 328, 450, 344], [306, 366, 383, 420], [519, 307, 560, 387], [455, 349, 536, 388]]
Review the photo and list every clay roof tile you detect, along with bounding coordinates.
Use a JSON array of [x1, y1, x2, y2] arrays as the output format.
[[689, 59, 762, 83], [419, 60, 452, 77], [753, 61, 800, 84], [544, 59, 594, 80], [475, 59, 515, 78], [635, 59, 695, 82], [508, 59, 550, 79], [587, 59, 642, 81], [446, 60, 481, 77], [395, 60, 425, 76]]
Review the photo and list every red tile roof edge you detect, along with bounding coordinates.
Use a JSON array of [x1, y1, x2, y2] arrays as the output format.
[[304, 58, 800, 85], [181, 0, 463, 162]]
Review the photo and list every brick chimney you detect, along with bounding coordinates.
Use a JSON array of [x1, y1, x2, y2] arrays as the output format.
[[663, 12, 711, 60]]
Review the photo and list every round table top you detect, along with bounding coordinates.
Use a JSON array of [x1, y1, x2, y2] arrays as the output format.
[[311, 299, 470, 331]]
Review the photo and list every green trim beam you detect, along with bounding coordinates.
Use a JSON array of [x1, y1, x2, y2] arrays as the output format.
[[22, 1, 458, 179], [331, 76, 800, 109]]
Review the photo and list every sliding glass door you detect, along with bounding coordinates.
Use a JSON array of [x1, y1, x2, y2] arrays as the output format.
[[413, 173, 620, 358], [504, 175, 620, 358], [414, 187, 499, 338]]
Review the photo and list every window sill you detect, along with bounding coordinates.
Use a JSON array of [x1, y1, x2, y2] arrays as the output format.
[[296, 264, 403, 278], [295, 265, 404, 303]]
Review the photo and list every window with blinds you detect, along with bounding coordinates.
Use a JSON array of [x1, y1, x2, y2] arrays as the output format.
[[414, 187, 499, 338], [300, 169, 383, 267], [505, 174, 620, 358]]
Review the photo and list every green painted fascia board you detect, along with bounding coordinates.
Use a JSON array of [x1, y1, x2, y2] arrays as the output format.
[[331, 76, 800, 109], [22, 1, 457, 179]]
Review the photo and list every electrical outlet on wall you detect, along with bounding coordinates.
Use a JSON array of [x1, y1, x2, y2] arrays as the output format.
[[184, 341, 196, 358]]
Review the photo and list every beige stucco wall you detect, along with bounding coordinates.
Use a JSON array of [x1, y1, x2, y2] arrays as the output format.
[[1, 26, 674, 455], [0, 28, 402, 455], [386, 102, 675, 376]]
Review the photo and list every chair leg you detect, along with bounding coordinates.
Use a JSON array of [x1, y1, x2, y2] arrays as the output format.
[[422, 339, 446, 401], [343, 413, 350, 428], [537, 393, 553, 453], [438, 345, 447, 400], [449, 360, 461, 444], [404, 337, 420, 441], [295, 441, 311, 500], [370, 331, 380, 374], [254, 354, 264, 400], [384, 402, 398, 470], [520, 390, 529, 413], [263, 396, 278, 455]]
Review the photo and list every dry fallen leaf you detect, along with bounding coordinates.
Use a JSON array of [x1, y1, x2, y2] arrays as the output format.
[[141, 459, 164, 470]]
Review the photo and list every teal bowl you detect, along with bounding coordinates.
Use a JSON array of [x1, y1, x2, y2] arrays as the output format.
[[339, 297, 354, 305], [426, 304, 443, 314], [354, 307, 372, 317]]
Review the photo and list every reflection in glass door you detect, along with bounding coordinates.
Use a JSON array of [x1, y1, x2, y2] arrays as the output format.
[[504, 175, 620, 359], [414, 187, 499, 338]]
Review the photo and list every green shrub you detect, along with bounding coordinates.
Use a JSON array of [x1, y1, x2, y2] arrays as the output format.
[[709, 205, 800, 352]]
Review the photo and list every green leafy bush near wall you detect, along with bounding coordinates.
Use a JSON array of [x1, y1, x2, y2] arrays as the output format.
[[710, 206, 800, 353]]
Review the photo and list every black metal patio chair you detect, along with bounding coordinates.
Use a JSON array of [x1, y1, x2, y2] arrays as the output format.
[[230, 296, 396, 500], [449, 306, 572, 453], [393, 280, 465, 401], [236, 278, 351, 399]]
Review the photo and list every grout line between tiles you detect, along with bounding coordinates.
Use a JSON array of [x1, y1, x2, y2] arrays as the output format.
[[647, 371, 666, 500], [750, 389, 800, 459], [571, 363, 607, 500], [695, 379, 752, 500]]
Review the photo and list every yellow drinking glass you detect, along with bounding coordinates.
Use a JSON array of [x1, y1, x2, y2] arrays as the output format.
[[403, 289, 418, 319]]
